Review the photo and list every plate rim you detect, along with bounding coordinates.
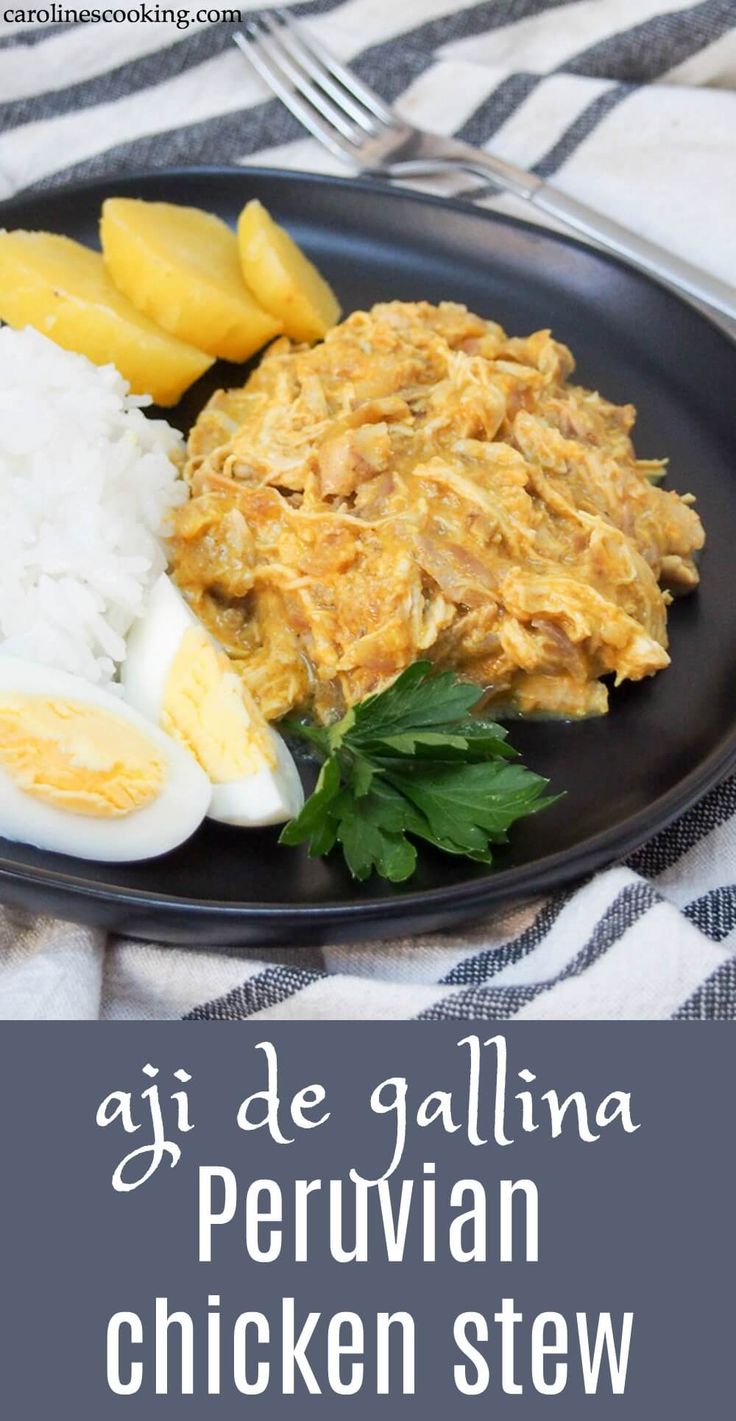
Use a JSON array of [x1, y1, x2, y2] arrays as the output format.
[[2, 734, 736, 925], [3, 162, 735, 352], [1, 162, 735, 929]]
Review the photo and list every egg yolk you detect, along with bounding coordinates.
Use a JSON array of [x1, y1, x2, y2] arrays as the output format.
[[162, 626, 277, 782], [0, 694, 165, 817]]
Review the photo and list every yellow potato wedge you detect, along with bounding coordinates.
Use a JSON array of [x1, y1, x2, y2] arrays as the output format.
[[100, 197, 282, 362], [237, 199, 341, 343], [0, 229, 213, 406]]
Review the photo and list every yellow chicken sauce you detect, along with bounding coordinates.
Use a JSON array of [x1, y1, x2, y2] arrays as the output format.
[[169, 300, 704, 724]]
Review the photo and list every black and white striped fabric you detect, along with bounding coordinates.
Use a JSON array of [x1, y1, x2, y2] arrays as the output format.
[[1, 0, 735, 1021]]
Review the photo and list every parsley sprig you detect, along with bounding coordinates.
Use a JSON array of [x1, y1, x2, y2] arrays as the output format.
[[280, 662, 559, 883]]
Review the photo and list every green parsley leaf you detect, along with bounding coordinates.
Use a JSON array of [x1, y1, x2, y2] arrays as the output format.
[[346, 662, 482, 746], [336, 784, 418, 882], [280, 662, 561, 882], [386, 761, 556, 852], [279, 756, 340, 850]]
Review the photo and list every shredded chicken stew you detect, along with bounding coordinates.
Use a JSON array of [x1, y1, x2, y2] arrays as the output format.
[[170, 300, 704, 723]]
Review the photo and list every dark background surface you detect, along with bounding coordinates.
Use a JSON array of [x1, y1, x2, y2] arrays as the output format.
[[1, 168, 735, 944], [0, 1022, 733, 1414]]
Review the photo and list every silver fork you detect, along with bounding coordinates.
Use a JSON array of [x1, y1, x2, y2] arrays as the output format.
[[234, 11, 736, 323]]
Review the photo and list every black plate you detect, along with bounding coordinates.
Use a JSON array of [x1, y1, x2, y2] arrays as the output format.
[[1, 166, 735, 946]]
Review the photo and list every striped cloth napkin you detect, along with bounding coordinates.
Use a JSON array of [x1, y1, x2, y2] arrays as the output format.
[[0, 0, 735, 1021]]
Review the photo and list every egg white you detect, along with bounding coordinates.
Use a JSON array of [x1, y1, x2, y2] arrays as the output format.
[[121, 574, 304, 827], [0, 657, 211, 861]]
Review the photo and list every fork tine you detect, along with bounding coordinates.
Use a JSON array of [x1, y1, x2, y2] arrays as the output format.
[[263, 11, 380, 136], [274, 8, 397, 126], [233, 29, 357, 164], [243, 18, 362, 146]]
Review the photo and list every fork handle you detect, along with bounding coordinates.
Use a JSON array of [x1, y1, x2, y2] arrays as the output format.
[[530, 184, 736, 322], [392, 139, 736, 322]]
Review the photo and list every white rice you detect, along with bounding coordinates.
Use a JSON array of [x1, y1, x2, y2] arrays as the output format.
[[0, 326, 187, 686]]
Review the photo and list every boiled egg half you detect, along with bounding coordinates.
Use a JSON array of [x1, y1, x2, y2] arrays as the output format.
[[121, 574, 304, 826], [0, 657, 210, 861]]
